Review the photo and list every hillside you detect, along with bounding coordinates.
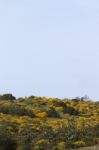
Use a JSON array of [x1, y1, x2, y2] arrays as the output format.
[[0, 94, 99, 150]]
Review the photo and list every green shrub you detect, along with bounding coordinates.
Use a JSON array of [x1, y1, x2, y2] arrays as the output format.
[[73, 140, 86, 148], [0, 94, 16, 100]]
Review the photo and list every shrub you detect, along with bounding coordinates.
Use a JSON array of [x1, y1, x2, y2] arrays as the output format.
[[35, 112, 48, 118], [57, 141, 66, 150], [0, 103, 35, 117], [73, 140, 86, 148], [47, 107, 60, 118], [35, 139, 50, 150], [0, 126, 16, 150], [0, 94, 16, 100]]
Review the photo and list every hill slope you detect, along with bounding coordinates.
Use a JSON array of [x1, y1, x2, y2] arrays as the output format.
[[0, 94, 99, 150]]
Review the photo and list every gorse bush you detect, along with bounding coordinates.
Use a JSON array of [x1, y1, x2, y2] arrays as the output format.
[[0, 102, 35, 117]]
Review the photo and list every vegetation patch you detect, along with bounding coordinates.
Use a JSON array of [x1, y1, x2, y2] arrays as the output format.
[[0, 94, 99, 150]]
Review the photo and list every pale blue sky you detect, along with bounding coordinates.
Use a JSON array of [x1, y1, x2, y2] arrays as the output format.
[[0, 0, 99, 100]]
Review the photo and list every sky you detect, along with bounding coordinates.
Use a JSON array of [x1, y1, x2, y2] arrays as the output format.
[[0, 0, 99, 100]]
